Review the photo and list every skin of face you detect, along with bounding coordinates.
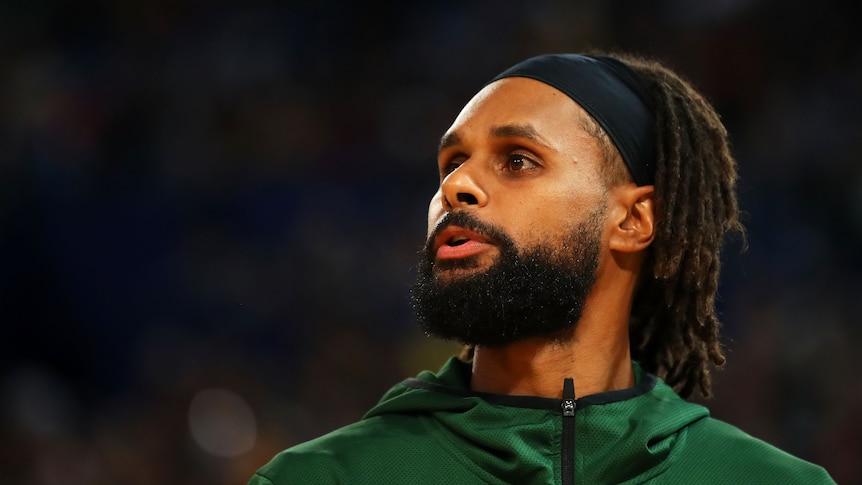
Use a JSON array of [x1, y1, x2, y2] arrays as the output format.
[[429, 76, 613, 279]]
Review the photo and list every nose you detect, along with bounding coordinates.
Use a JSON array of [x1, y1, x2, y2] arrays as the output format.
[[440, 161, 488, 210]]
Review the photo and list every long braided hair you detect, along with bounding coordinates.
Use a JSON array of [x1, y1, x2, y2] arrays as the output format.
[[612, 52, 746, 399]]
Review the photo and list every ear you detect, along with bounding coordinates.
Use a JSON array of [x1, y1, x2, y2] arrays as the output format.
[[607, 184, 655, 253]]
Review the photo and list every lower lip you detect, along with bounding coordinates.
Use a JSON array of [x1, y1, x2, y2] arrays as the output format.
[[436, 240, 491, 260]]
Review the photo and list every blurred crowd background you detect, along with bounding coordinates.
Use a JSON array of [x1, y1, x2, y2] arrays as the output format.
[[1, 0, 860, 483]]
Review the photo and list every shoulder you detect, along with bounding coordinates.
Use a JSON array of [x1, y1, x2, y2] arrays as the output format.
[[250, 414, 437, 485], [250, 443, 345, 485], [666, 417, 835, 484]]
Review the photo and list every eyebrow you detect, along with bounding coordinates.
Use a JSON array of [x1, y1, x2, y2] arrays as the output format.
[[437, 124, 554, 153], [438, 132, 462, 153]]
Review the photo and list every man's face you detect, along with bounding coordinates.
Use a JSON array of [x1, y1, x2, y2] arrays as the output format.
[[410, 77, 612, 346]]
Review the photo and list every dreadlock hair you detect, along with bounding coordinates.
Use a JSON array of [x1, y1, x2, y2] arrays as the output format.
[[603, 52, 746, 399]]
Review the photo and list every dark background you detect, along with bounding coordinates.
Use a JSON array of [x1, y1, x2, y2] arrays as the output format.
[[1, 1, 860, 483]]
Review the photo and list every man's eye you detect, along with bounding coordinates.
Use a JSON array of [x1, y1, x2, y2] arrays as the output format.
[[506, 155, 537, 172], [441, 159, 463, 176]]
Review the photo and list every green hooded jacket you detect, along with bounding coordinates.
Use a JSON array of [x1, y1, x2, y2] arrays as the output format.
[[250, 357, 834, 484]]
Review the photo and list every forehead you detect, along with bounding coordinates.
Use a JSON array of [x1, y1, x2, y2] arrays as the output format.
[[444, 77, 598, 150]]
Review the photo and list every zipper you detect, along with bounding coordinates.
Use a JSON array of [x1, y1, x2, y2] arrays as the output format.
[[561, 377, 576, 485]]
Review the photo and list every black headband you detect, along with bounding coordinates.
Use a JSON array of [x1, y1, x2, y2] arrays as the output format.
[[489, 53, 655, 186]]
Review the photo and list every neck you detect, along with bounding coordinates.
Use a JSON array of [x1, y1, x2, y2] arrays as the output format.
[[469, 303, 635, 399]]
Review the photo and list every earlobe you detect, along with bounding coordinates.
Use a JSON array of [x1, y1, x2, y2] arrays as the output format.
[[608, 185, 655, 253]]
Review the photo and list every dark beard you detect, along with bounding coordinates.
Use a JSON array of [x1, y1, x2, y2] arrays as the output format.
[[410, 209, 602, 347]]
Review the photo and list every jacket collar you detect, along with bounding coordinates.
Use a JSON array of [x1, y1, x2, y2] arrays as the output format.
[[364, 357, 709, 484]]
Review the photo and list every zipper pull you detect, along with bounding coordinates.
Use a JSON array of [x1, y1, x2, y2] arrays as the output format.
[[562, 378, 576, 416]]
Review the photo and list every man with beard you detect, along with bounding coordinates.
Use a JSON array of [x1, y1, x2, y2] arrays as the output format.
[[250, 53, 835, 484]]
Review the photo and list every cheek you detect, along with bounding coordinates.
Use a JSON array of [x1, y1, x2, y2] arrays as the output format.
[[427, 190, 445, 238], [511, 189, 596, 243], [502, 208, 567, 248]]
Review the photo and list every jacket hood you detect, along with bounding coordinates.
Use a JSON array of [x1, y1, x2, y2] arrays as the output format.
[[363, 357, 709, 484]]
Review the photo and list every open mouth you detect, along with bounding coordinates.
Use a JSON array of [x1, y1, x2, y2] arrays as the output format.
[[433, 225, 492, 261]]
